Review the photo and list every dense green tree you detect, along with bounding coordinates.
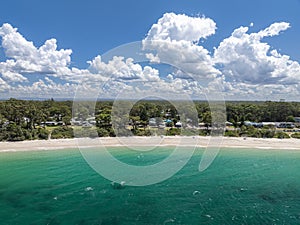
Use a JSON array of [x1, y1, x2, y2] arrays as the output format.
[[96, 109, 112, 128], [51, 127, 74, 139], [5, 123, 25, 141], [1, 99, 300, 141], [286, 115, 295, 122], [201, 111, 212, 130]]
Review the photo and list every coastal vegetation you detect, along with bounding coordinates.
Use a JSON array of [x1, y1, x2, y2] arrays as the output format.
[[0, 98, 300, 141]]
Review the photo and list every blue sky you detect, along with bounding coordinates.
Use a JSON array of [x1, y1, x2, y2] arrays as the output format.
[[0, 0, 300, 100]]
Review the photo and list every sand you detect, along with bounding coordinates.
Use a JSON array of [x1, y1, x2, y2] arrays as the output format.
[[1, 136, 300, 152]]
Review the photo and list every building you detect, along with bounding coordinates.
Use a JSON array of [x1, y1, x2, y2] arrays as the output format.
[[149, 118, 157, 127], [277, 122, 295, 129], [175, 122, 182, 128], [294, 117, 300, 123]]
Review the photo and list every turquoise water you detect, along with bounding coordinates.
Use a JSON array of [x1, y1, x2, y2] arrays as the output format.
[[1, 147, 300, 224]]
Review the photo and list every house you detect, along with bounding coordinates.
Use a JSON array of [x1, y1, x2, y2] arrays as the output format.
[[175, 122, 182, 128], [149, 118, 157, 127], [44, 121, 58, 126], [41, 121, 65, 126], [261, 122, 277, 127], [226, 121, 233, 126], [244, 121, 263, 128], [71, 118, 83, 126], [294, 117, 300, 123], [277, 122, 295, 129], [82, 121, 93, 128], [158, 123, 165, 129], [57, 121, 65, 126]]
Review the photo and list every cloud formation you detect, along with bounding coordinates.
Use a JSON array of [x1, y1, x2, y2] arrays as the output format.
[[0, 23, 162, 98], [143, 12, 220, 81], [214, 22, 300, 85], [0, 13, 300, 100], [145, 12, 216, 43], [0, 23, 72, 80], [88, 55, 160, 82]]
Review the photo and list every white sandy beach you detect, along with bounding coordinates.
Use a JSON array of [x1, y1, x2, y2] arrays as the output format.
[[1, 136, 300, 152]]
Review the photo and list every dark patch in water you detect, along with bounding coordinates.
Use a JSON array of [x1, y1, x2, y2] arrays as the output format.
[[36, 202, 52, 212], [259, 194, 276, 204], [102, 216, 120, 225], [5, 194, 26, 208], [44, 192, 55, 199], [45, 217, 61, 225], [259, 186, 300, 205], [77, 219, 87, 225], [280, 186, 300, 200]]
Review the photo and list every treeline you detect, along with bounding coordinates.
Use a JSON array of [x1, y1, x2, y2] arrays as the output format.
[[0, 98, 72, 141], [226, 101, 300, 124], [0, 98, 300, 141]]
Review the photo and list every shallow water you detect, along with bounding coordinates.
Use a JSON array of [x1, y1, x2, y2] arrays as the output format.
[[1, 147, 300, 224]]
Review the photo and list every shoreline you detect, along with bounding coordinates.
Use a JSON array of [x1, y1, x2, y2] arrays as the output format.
[[1, 136, 300, 153]]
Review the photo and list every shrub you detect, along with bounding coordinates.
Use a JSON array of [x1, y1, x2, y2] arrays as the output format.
[[51, 127, 74, 139], [134, 129, 152, 136], [224, 130, 239, 137], [166, 128, 181, 136], [97, 128, 110, 137], [37, 128, 50, 140], [291, 133, 300, 139], [274, 131, 290, 139], [242, 126, 260, 138], [74, 127, 98, 138], [181, 128, 199, 136], [5, 123, 25, 141], [199, 129, 210, 136], [249, 130, 262, 138], [260, 129, 275, 138], [22, 129, 33, 140], [0, 128, 7, 141], [107, 127, 116, 137]]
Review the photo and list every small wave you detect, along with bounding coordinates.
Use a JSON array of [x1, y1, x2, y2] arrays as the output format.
[[163, 218, 175, 224], [111, 181, 126, 189], [193, 190, 201, 196], [239, 187, 248, 192], [85, 187, 93, 191]]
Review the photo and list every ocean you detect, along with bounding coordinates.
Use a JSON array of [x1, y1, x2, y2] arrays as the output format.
[[1, 147, 300, 224]]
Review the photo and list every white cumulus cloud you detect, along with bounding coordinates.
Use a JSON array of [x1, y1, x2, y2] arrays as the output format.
[[0, 70, 27, 83], [1, 15, 300, 100], [145, 12, 216, 42], [0, 77, 10, 91], [0, 23, 73, 80], [214, 22, 300, 86], [143, 12, 220, 80], [88, 55, 160, 82]]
